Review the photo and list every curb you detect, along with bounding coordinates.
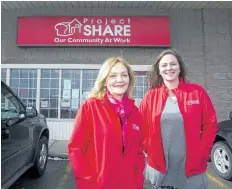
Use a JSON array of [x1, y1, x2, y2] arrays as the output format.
[[48, 140, 69, 159], [48, 152, 69, 159]]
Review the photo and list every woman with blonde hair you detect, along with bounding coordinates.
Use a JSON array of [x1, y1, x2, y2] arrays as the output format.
[[68, 57, 145, 189]]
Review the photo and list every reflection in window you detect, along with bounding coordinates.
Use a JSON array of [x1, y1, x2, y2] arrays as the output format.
[[1, 86, 22, 119], [81, 70, 98, 103], [10, 69, 37, 107], [1, 69, 7, 83], [1, 94, 20, 119], [1, 69, 7, 108], [133, 72, 148, 106], [60, 70, 81, 119], [40, 69, 59, 118]]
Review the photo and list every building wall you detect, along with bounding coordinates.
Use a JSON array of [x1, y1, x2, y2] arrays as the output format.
[[1, 7, 232, 121], [202, 9, 232, 121]]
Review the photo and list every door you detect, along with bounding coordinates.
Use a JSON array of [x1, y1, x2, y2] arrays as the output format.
[[1, 83, 31, 185]]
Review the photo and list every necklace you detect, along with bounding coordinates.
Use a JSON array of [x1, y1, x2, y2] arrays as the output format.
[[169, 95, 177, 104]]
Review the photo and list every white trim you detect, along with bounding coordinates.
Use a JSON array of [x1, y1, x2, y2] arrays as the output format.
[[80, 69, 83, 105], [36, 69, 41, 111], [1, 64, 151, 71], [6, 69, 10, 86], [58, 70, 62, 119]]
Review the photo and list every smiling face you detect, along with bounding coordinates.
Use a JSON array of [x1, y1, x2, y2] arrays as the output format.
[[159, 54, 180, 83], [105, 62, 130, 101]]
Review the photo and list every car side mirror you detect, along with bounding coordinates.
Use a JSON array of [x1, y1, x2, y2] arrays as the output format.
[[26, 106, 37, 118], [229, 111, 232, 120]]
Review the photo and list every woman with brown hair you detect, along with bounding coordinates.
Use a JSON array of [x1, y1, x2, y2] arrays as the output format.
[[68, 57, 145, 189], [139, 49, 218, 189]]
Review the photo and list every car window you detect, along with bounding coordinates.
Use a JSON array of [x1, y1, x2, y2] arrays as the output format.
[[1, 86, 22, 120]]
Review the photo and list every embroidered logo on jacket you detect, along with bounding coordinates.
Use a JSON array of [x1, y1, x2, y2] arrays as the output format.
[[186, 100, 200, 105], [132, 124, 140, 131]]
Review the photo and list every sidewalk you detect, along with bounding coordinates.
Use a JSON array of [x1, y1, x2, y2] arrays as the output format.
[[48, 139, 69, 159]]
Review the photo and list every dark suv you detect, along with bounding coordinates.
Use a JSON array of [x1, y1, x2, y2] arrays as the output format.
[[1, 81, 49, 189], [211, 110, 232, 181]]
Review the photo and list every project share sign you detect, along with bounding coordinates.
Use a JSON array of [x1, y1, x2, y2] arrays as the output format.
[[17, 16, 170, 46]]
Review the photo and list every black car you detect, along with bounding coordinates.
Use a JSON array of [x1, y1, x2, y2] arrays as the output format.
[[211, 110, 232, 181], [1, 81, 49, 189]]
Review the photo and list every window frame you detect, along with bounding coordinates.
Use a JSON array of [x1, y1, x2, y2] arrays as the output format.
[[40, 69, 59, 119], [10, 69, 38, 108], [2, 64, 150, 120]]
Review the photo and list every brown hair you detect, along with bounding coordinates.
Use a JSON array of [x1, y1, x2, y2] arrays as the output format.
[[89, 57, 135, 99], [147, 49, 188, 89]]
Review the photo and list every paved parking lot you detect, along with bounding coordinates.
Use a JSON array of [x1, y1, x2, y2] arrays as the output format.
[[9, 159, 232, 189]]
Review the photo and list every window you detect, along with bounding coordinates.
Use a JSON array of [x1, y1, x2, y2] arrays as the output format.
[[1, 69, 7, 83], [1, 85, 22, 119], [3, 67, 149, 119], [59, 69, 98, 119], [40, 69, 59, 118], [133, 72, 148, 106], [60, 70, 81, 119], [81, 70, 98, 103], [10, 69, 37, 107]]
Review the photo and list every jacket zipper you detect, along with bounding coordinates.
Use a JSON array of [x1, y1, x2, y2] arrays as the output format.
[[119, 117, 125, 156]]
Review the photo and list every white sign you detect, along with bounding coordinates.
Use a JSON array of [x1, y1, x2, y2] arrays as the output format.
[[63, 90, 71, 99], [61, 99, 70, 108], [41, 100, 48, 108], [63, 80, 71, 89], [71, 99, 79, 109], [72, 89, 79, 99]]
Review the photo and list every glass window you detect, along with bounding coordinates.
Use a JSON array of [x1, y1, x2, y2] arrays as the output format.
[[41, 79, 50, 88], [10, 79, 19, 88], [133, 72, 148, 106], [40, 69, 59, 118], [1, 69, 7, 83], [1, 85, 22, 119], [41, 69, 50, 78], [50, 78, 59, 88], [60, 70, 81, 119], [11, 69, 20, 78], [81, 70, 98, 103], [20, 79, 29, 88], [4, 68, 149, 120], [40, 109, 58, 119], [20, 69, 30, 78], [10, 69, 37, 107]]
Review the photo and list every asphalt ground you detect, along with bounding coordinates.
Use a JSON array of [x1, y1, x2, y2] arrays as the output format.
[[9, 159, 232, 189]]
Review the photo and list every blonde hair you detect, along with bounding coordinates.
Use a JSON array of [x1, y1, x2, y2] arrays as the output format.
[[89, 57, 135, 99]]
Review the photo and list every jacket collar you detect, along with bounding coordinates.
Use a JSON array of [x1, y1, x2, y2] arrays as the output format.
[[102, 93, 135, 107]]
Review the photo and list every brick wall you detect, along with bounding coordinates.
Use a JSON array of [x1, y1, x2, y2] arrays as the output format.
[[203, 9, 232, 121], [1, 7, 232, 121]]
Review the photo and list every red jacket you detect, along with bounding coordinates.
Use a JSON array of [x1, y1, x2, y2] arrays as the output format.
[[139, 79, 218, 176], [68, 95, 145, 189]]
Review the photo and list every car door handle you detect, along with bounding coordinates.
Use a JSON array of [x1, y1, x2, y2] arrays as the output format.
[[1, 128, 10, 139]]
